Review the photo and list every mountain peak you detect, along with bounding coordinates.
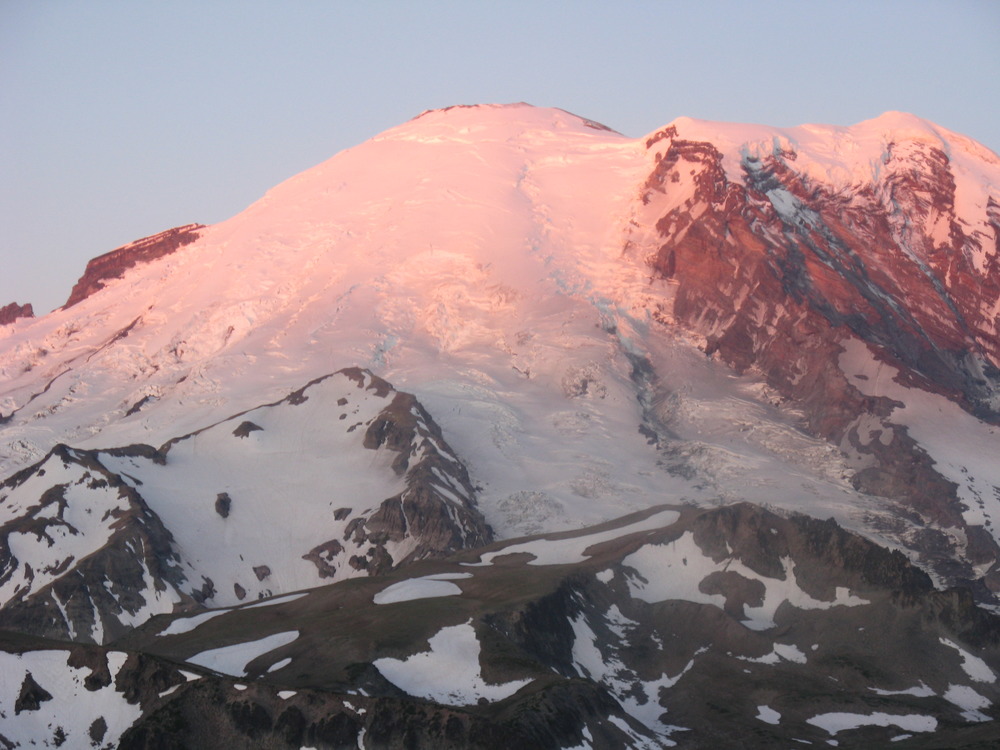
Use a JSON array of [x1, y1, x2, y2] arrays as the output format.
[[388, 102, 623, 141], [411, 101, 537, 120]]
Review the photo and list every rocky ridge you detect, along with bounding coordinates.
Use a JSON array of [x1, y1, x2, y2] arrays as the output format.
[[0, 368, 491, 644], [5, 503, 1000, 748], [63, 223, 205, 309]]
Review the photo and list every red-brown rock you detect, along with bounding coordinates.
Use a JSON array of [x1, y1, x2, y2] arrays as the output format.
[[0, 302, 34, 325], [642, 128, 1000, 575], [63, 223, 205, 308]]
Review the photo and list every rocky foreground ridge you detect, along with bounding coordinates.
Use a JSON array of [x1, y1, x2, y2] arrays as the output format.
[[3, 503, 1000, 748]]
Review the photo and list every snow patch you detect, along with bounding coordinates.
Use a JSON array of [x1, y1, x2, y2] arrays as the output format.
[[806, 711, 937, 735], [871, 681, 935, 698], [940, 638, 996, 683], [623, 532, 867, 630], [943, 683, 993, 722], [0, 650, 142, 748], [756, 705, 781, 725], [373, 573, 470, 604], [240, 592, 309, 610], [186, 630, 299, 676], [373, 620, 531, 705], [467, 508, 679, 567], [160, 609, 228, 636]]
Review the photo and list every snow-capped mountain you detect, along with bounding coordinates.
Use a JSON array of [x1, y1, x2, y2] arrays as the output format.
[[1, 103, 999, 747]]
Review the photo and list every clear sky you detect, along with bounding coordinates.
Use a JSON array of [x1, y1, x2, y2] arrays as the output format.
[[2, 0, 998, 315]]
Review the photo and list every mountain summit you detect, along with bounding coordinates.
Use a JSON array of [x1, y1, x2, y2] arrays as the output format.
[[1, 104, 999, 747]]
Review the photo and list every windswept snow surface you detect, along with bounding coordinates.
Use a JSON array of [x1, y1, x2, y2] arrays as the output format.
[[372, 620, 532, 705], [99, 371, 410, 605], [661, 110, 999, 236], [240, 592, 308, 610], [467, 507, 680, 566], [158, 592, 309, 635]]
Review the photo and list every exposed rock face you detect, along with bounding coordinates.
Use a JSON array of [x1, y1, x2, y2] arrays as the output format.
[[0, 302, 33, 325], [117, 678, 641, 750], [349, 373, 493, 573], [476, 504, 1000, 747], [642, 130, 1000, 432], [63, 223, 205, 308], [3, 475, 1000, 746], [639, 126, 1000, 582], [0, 445, 194, 643], [14, 671, 53, 714]]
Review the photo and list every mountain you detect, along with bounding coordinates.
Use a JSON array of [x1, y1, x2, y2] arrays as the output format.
[[1, 103, 999, 747]]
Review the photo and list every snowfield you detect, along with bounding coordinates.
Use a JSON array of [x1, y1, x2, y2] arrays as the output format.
[[0, 103, 969, 561], [373, 620, 533, 705], [623, 532, 869, 631]]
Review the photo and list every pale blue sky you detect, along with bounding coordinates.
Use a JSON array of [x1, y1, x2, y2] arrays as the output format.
[[2, 1, 998, 314]]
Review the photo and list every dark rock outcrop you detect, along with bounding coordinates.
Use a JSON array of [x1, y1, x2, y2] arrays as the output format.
[[14, 671, 52, 714], [117, 677, 649, 750], [0, 301, 33, 325], [347, 375, 493, 571], [643, 133, 999, 433], [64, 223, 205, 308], [214, 492, 232, 518]]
